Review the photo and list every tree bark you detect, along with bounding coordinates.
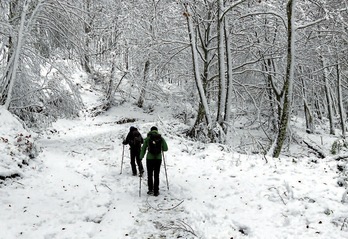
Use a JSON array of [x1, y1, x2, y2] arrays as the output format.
[[264, 58, 280, 131], [272, 0, 295, 158], [137, 60, 150, 108], [337, 63, 345, 137], [183, 4, 213, 128], [0, 1, 19, 105], [321, 55, 335, 135], [301, 75, 314, 133], [188, 102, 205, 138], [224, 16, 233, 131], [105, 56, 118, 107], [4, 0, 29, 109], [217, 0, 227, 126], [82, 0, 92, 74], [188, 5, 214, 138]]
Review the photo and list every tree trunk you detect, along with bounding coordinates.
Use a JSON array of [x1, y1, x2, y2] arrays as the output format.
[[82, 0, 92, 74], [264, 58, 280, 131], [321, 55, 335, 135], [188, 8, 213, 138], [304, 100, 314, 133], [224, 17, 233, 131], [217, 0, 227, 126], [0, 1, 18, 105], [301, 75, 314, 133], [314, 92, 323, 120], [188, 102, 205, 138], [137, 60, 150, 108], [183, 4, 213, 128], [272, 0, 295, 158], [4, 1, 29, 109], [105, 56, 117, 107], [337, 63, 346, 137]]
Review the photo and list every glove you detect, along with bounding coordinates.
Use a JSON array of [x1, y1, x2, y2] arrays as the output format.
[[122, 140, 127, 145]]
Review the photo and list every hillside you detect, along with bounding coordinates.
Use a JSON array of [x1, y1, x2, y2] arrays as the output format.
[[1, 71, 348, 239]]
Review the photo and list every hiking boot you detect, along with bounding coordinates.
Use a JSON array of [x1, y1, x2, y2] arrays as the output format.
[[154, 191, 159, 197], [147, 190, 153, 195], [139, 170, 144, 177], [132, 172, 137, 176]]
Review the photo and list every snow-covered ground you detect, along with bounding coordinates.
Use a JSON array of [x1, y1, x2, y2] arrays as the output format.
[[1, 71, 348, 238], [1, 103, 348, 239]]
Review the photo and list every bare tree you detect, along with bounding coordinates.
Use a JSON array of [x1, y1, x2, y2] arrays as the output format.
[[183, 3, 213, 129], [0, 0, 84, 127], [272, 0, 295, 158]]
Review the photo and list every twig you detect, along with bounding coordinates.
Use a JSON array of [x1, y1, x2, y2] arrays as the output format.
[[13, 181, 25, 186], [97, 147, 112, 151], [247, 131, 268, 159], [341, 218, 348, 231], [269, 187, 287, 205], [71, 150, 82, 154], [159, 219, 197, 237], [146, 197, 184, 211], [101, 183, 112, 191]]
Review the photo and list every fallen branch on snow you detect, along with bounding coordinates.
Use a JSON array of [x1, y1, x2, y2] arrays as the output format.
[[145, 198, 184, 211], [326, 154, 348, 161], [302, 140, 326, 158], [157, 219, 197, 237]]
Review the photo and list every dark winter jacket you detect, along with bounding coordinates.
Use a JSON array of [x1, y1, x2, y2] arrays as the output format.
[[123, 127, 143, 150], [140, 130, 168, 160]]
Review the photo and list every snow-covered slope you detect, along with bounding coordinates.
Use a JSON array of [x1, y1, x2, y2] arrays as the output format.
[[1, 69, 348, 238], [0, 106, 37, 180], [1, 101, 347, 238]]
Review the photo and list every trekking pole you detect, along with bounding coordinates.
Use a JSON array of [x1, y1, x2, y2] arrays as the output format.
[[162, 151, 169, 190], [139, 175, 142, 197], [120, 144, 124, 174]]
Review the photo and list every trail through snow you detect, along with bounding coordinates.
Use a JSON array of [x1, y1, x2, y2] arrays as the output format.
[[1, 104, 348, 238]]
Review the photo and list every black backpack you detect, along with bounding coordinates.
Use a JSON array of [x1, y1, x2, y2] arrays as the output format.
[[148, 134, 162, 154], [130, 130, 143, 147]]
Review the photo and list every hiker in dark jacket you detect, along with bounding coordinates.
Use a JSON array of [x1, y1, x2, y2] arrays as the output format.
[[140, 126, 168, 196], [123, 126, 144, 176]]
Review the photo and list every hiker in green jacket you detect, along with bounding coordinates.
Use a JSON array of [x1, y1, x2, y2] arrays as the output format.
[[140, 126, 168, 196]]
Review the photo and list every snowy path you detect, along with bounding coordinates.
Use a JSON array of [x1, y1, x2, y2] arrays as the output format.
[[1, 119, 136, 238], [2, 111, 348, 238], [0, 115, 198, 239]]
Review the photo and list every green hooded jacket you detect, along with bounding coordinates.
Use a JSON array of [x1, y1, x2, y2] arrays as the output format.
[[140, 130, 168, 160]]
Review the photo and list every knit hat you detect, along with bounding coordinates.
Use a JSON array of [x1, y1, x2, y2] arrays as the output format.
[[151, 126, 158, 131]]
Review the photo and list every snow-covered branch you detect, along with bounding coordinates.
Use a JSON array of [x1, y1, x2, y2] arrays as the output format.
[[239, 11, 287, 29], [220, 0, 249, 20], [295, 17, 327, 30]]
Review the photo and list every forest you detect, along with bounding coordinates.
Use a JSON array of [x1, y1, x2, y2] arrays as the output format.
[[1, 0, 348, 158], [1, 1, 348, 238]]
